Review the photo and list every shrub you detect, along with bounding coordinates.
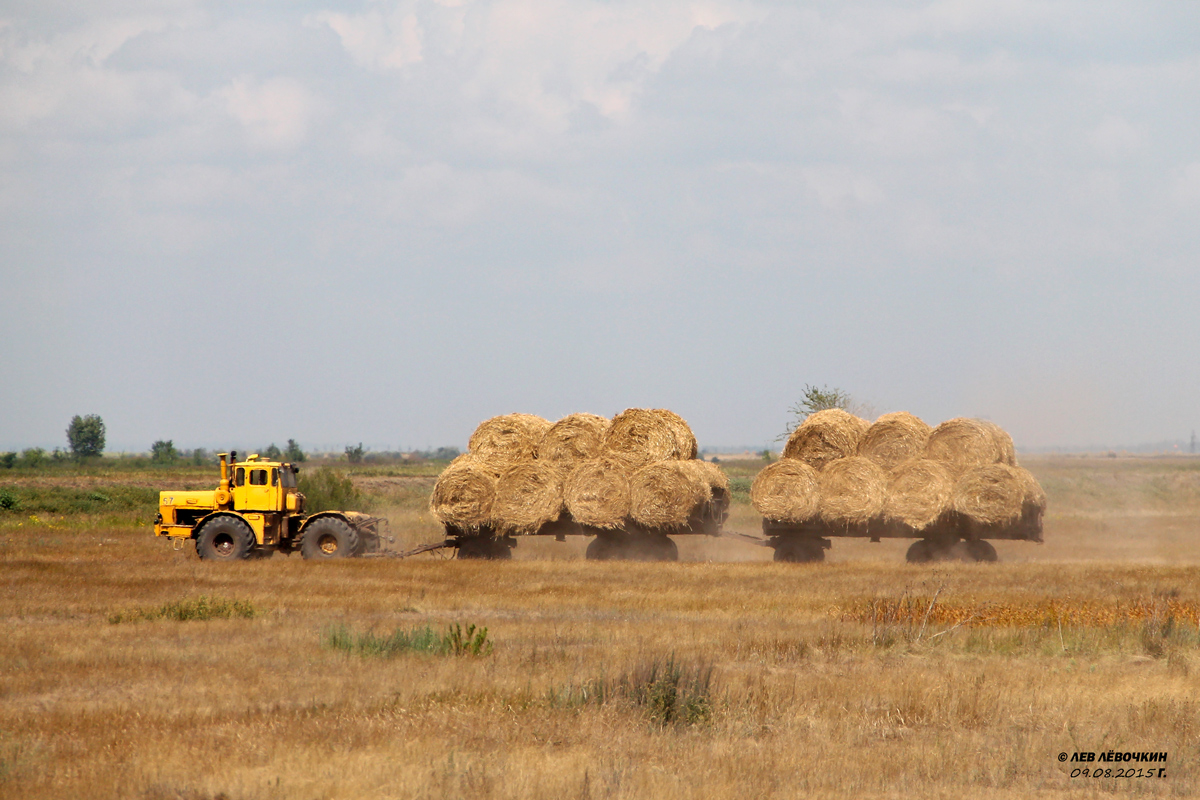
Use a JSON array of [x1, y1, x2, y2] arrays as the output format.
[[299, 468, 364, 513], [345, 443, 365, 464], [323, 622, 492, 658], [0, 452, 14, 469], [285, 439, 306, 463], [20, 448, 45, 468], [0, 490, 21, 511]]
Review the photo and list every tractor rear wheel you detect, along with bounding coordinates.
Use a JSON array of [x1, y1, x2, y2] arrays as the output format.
[[300, 517, 360, 560], [195, 517, 255, 561]]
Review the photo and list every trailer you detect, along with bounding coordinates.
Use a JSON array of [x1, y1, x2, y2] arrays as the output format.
[[761, 502, 1044, 563], [400, 484, 733, 561]]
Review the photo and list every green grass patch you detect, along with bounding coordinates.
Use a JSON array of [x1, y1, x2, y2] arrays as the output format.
[[108, 596, 257, 624], [0, 485, 158, 517], [324, 622, 492, 658]]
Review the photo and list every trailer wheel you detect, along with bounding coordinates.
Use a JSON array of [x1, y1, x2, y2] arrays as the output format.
[[195, 517, 254, 562], [625, 534, 678, 562], [773, 538, 825, 563], [300, 517, 360, 560], [585, 536, 622, 561], [457, 537, 511, 560], [961, 539, 998, 563], [905, 540, 936, 563]]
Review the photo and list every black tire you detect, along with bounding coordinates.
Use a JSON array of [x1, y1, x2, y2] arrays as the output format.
[[962, 539, 998, 563], [906, 539, 935, 563], [773, 538, 825, 563], [585, 535, 623, 561], [195, 516, 255, 562], [300, 516, 360, 560], [456, 537, 511, 560]]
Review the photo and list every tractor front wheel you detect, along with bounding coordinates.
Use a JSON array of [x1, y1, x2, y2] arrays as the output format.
[[300, 517, 360, 560], [195, 517, 255, 562]]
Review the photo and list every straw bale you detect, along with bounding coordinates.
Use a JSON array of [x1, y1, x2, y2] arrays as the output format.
[[650, 408, 699, 460], [468, 413, 552, 465], [952, 464, 1026, 525], [684, 459, 729, 493], [492, 461, 564, 534], [782, 409, 871, 471], [564, 456, 631, 529], [925, 418, 1007, 476], [602, 408, 685, 469], [536, 413, 610, 474], [980, 420, 1018, 466], [818, 456, 887, 525], [750, 459, 820, 523], [629, 461, 710, 529], [1015, 465, 1047, 511], [858, 412, 932, 470], [883, 458, 953, 530], [429, 454, 502, 530]]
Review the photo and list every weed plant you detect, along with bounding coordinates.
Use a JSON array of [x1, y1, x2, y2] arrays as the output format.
[[324, 622, 492, 658], [549, 655, 714, 727], [108, 596, 257, 624]]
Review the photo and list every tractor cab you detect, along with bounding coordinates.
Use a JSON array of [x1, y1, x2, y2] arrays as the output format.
[[229, 454, 303, 514]]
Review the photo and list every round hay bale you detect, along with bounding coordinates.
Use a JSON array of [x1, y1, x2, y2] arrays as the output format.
[[924, 418, 1006, 476], [882, 458, 953, 530], [536, 413, 610, 474], [818, 456, 887, 525], [782, 408, 870, 471], [602, 408, 684, 469], [629, 461, 709, 529], [492, 461, 564, 534], [1014, 465, 1046, 511], [650, 408, 699, 460], [468, 413, 552, 465], [564, 457, 631, 529], [683, 459, 729, 493], [952, 463, 1026, 525], [750, 459, 820, 523], [429, 454, 502, 530], [980, 420, 1018, 466], [858, 412, 932, 470]]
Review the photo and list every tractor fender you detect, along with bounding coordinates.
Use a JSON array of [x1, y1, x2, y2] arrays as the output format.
[[299, 511, 354, 535], [192, 511, 252, 538]]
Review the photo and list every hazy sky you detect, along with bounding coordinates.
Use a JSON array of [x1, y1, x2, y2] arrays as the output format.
[[3, 1, 1199, 454]]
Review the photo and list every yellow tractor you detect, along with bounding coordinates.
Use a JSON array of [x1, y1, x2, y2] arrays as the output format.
[[153, 452, 387, 561]]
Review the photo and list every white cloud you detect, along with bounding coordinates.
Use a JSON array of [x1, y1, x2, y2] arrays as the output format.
[[1172, 162, 1200, 205], [219, 76, 315, 149]]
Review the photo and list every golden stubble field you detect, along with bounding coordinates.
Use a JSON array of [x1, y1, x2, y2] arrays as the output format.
[[2, 455, 1199, 799]]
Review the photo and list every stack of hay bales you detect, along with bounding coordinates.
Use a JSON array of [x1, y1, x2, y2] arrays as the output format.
[[753, 411, 1045, 530], [431, 408, 724, 533]]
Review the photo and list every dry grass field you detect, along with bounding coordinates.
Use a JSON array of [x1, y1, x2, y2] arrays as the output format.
[[2, 455, 1199, 799]]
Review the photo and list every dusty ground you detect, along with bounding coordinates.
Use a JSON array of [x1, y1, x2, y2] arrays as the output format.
[[1, 455, 1198, 799]]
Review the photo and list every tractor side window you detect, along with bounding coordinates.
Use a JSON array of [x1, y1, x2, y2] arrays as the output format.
[[271, 468, 278, 486], [234, 467, 245, 487], [250, 469, 268, 486], [281, 468, 296, 488]]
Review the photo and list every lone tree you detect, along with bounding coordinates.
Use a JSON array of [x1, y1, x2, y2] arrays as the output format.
[[67, 414, 106, 458], [778, 385, 856, 441], [151, 440, 179, 464], [284, 439, 306, 463]]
